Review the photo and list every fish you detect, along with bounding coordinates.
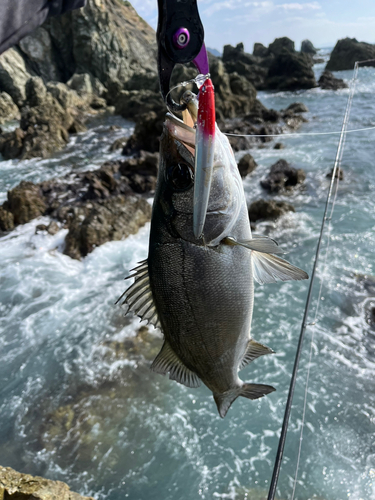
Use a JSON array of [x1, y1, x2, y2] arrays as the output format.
[[118, 103, 308, 418]]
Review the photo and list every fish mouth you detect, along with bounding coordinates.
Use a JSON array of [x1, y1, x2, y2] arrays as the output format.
[[165, 114, 196, 149]]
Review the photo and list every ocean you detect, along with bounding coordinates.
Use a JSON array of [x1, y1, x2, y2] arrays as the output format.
[[1, 57, 375, 500]]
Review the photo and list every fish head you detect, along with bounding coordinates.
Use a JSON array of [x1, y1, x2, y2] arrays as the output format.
[[154, 113, 247, 246]]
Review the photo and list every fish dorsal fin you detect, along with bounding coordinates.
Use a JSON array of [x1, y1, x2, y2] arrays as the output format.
[[240, 339, 275, 370], [116, 260, 161, 329], [252, 251, 309, 285], [151, 341, 201, 388]]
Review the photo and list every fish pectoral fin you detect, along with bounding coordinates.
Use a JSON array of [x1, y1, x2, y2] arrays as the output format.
[[252, 251, 309, 285], [214, 383, 276, 418], [240, 339, 275, 370], [224, 235, 284, 254], [151, 341, 201, 388], [116, 259, 161, 330]]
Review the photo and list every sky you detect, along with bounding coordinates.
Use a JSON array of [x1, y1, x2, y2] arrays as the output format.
[[130, 0, 375, 53]]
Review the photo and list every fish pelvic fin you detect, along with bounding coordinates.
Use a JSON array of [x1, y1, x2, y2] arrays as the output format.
[[116, 259, 161, 330], [239, 339, 275, 370], [151, 340, 201, 388], [214, 383, 276, 418]]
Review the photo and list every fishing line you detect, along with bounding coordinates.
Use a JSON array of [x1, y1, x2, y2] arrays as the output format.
[[224, 125, 375, 138], [267, 59, 362, 500]]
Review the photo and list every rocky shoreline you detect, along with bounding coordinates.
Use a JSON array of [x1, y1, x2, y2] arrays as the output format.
[[0, 465, 94, 500]]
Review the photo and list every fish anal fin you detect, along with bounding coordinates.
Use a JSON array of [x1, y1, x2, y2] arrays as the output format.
[[240, 339, 275, 370], [252, 251, 309, 285], [151, 341, 201, 388], [214, 383, 275, 418], [116, 260, 161, 330]]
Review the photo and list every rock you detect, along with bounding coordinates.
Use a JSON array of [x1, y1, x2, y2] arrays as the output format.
[[0, 48, 32, 106], [123, 111, 164, 154], [114, 90, 165, 121], [46, 82, 86, 109], [67, 73, 93, 97], [18, 27, 62, 82], [326, 38, 375, 71], [318, 70, 348, 90], [124, 72, 159, 92], [284, 102, 309, 114], [268, 37, 295, 56], [301, 39, 317, 55], [119, 152, 159, 192], [253, 43, 268, 57], [260, 159, 306, 193], [274, 142, 285, 149], [265, 50, 317, 90], [63, 195, 152, 260], [326, 167, 344, 180], [70, 0, 157, 87], [237, 153, 257, 177], [47, 220, 60, 235], [7, 181, 46, 224], [0, 92, 19, 124], [0, 206, 14, 232], [0, 91, 76, 160], [109, 136, 129, 152], [249, 199, 295, 222], [25, 76, 47, 107], [0, 465, 94, 500]]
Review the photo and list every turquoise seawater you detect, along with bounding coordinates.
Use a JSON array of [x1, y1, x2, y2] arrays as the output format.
[[1, 60, 375, 500]]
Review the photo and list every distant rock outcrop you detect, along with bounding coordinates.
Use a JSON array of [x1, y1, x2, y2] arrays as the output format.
[[260, 159, 306, 193], [301, 39, 317, 55], [326, 38, 375, 71]]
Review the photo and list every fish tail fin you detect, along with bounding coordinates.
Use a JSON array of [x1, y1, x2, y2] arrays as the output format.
[[214, 383, 276, 418]]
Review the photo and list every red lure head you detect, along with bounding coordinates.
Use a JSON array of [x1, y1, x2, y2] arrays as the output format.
[[197, 78, 215, 138]]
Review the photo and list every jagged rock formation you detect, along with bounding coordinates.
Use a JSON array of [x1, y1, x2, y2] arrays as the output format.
[[326, 38, 375, 71], [0, 465, 94, 500], [249, 199, 295, 222], [260, 159, 306, 193]]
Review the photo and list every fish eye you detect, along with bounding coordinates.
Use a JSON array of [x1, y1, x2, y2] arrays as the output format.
[[167, 163, 194, 191]]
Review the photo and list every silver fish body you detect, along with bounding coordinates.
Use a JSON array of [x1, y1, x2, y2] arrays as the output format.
[[120, 113, 308, 418]]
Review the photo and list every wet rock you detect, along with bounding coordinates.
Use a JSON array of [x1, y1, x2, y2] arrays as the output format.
[[265, 50, 317, 90], [109, 136, 129, 151], [7, 181, 46, 225], [284, 102, 309, 114], [318, 70, 348, 90], [326, 38, 375, 71], [268, 37, 295, 56], [124, 72, 159, 93], [301, 39, 317, 55], [67, 73, 93, 96], [25, 76, 47, 107], [0, 92, 19, 124], [326, 167, 344, 180], [260, 159, 306, 193], [281, 102, 308, 130], [0, 206, 14, 232], [0, 47, 31, 106], [35, 221, 61, 235], [249, 199, 295, 222], [0, 465, 95, 500], [237, 153, 257, 177], [63, 195, 152, 260], [114, 90, 165, 121], [0, 127, 25, 158], [274, 142, 285, 149], [103, 326, 161, 362]]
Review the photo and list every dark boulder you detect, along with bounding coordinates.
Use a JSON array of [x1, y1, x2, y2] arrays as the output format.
[[260, 159, 306, 193], [326, 38, 375, 71], [25, 76, 47, 107], [265, 50, 317, 90], [318, 70, 348, 90], [301, 40, 317, 55], [326, 167, 344, 180], [249, 199, 295, 222], [268, 37, 295, 56], [238, 153, 257, 177], [0, 206, 15, 232], [122, 111, 164, 154]]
